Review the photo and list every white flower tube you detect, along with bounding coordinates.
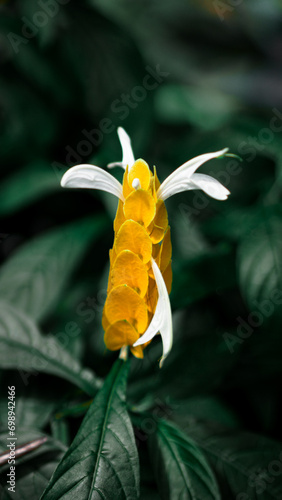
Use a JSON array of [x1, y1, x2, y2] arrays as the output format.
[[61, 164, 124, 201], [133, 258, 173, 368], [157, 148, 230, 201], [108, 127, 135, 170]]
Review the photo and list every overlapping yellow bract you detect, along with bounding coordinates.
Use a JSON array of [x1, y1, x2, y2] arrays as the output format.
[[103, 159, 172, 358]]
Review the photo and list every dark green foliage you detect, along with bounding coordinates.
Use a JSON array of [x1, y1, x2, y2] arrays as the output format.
[[147, 418, 220, 500]]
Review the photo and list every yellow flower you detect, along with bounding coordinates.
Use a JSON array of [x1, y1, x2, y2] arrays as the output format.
[[61, 128, 231, 366]]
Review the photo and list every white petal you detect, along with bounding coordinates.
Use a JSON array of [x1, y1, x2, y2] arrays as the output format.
[[107, 161, 127, 169], [190, 173, 230, 200], [157, 148, 229, 201], [107, 127, 135, 171], [133, 258, 173, 368], [61, 164, 124, 201]]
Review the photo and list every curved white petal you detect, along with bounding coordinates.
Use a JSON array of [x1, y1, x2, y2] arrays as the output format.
[[107, 127, 135, 171], [133, 258, 173, 368], [107, 161, 127, 169], [157, 148, 229, 201], [190, 173, 230, 200], [61, 164, 124, 201]]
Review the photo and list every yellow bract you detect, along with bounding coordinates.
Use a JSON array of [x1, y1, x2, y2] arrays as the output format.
[[160, 227, 172, 271], [123, 189, 156, 227], [146, 277, 158, 313], [115, 220, 152, 263], [130, 345, 144, 359], [122, 166, 133, 199], [155, 200, 168, 231], [105, 284, 148, 333], [102, 309, 110, 331], [151, 166, 161, 202], [111, 250, 148, 297], [128, 159, 151, 191], [148, 199, 168, 243], [103, 158, 173, 356], [153, 165, 161, 190], [113, 199, 126, 233], [149, 224, 165, 244], [104, 320, 139, 351], [163, 263, 172, 294]]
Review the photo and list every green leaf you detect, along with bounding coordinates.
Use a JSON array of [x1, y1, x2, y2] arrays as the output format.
[[51, 418, 70, 447], [41, 360, 140, 500], [0, 302, 101, 396], [1, 457, 63, 500], [0, 217, 106, 321], [178, 421, 282, 500], [169, 396, 239, 429], [238, 208, 282, 313], [147, 419, 220, 500]]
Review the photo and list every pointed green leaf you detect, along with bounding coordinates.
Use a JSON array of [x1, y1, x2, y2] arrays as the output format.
[[41, 360, 140, 500], [0, 302, 101, 396], [148, 419, 220, 500], [177, 420, 282, 500], [0, 217, 106, 321], [169, 396, 239, 429]]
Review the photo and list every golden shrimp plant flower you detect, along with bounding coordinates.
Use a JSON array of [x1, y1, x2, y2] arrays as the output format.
[[61, 128, 231, 367]]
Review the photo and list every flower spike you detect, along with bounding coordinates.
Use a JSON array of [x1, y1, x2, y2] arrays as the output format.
[[157, 148, 230, 201], [61, 128, 231, 366], [61, 164, 124, 201], [133, 258, 173, 368]]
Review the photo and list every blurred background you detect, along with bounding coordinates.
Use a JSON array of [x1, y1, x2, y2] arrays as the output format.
[[1, 1, 282, 498]]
